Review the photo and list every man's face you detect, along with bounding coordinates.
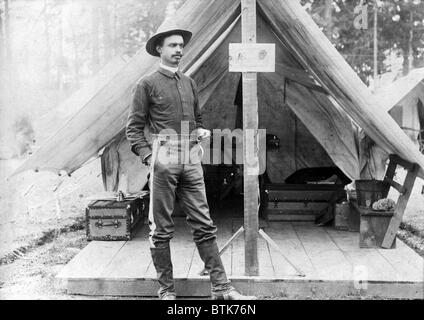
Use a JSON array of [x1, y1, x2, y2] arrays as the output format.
[[156, 34, 184, 67]]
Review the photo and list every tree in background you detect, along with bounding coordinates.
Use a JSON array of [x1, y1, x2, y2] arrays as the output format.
[[301, 0, 424, 84], [119, 0, 186, 56], [380, 0, 424, 75], [0, 0, 11, 71], [0, 0, 187, 159]]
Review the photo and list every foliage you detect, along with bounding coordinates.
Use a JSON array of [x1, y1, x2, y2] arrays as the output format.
[[0, 0, 186, 151], [301, 0, 424, 84]]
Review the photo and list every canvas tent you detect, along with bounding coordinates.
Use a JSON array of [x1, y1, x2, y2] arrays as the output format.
[[374, 68, 424, 150], [9, 0, 424, 194]]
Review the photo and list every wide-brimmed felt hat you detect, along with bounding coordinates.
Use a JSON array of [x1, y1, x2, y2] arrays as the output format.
[[146, 27, 192, 57]]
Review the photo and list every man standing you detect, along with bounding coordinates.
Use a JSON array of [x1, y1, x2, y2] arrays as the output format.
[[126, 26, 256, 300]]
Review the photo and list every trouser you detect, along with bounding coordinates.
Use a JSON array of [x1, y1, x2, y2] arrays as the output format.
[[148, 135, 233, 297]]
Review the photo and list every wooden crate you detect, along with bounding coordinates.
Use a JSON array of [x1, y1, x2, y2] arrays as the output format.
[[359, 208, 396, 249]]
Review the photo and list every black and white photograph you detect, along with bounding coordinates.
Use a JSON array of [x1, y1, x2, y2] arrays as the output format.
[[0, 0, 423, 305]]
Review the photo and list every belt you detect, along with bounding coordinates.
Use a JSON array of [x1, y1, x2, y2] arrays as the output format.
[[151, 134, 204, 163], [152, 134, 200, 146]]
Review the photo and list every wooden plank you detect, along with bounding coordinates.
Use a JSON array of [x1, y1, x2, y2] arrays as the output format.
[[241, 0, 259, 276], [266, 222, 316, 278], [257, 234, 276, 278], [57, 241, 127, 279], [325, 228, 401, 282], [383, 156, 397, 197], [64, 277, 424, 299], [101, 225, 151, 278], [382, 164, 419, 248], [383, 177, 407, 195], [259, 229, 305, 276], [292, 224, 353, 280], [58, 221, 423, 299], [377, 241, 424, 281], [229, 43, 275, 72]]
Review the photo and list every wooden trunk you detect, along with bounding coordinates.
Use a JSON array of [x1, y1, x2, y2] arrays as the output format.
[[86, 197, 148, 241], [360, 208, 396, 249], [262, 183, 346, 221]]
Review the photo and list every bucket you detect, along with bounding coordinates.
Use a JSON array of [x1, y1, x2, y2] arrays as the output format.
[[355, 180, 389, 208]]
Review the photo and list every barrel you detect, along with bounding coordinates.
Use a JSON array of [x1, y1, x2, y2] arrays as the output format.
[[355, 180, 389, 208]]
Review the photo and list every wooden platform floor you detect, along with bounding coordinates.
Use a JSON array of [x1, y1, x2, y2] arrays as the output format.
[[57, 218, 424, 299]]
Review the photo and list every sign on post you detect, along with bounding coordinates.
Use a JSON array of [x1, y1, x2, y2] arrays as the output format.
[[229, 43, 275, 73]]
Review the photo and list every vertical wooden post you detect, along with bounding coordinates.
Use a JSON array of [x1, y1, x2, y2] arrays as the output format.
[[241, 0, 259, 276]]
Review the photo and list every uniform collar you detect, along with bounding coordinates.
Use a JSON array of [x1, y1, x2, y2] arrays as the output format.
[[158, 65, 182, 80], [159, 62, 179, 73]]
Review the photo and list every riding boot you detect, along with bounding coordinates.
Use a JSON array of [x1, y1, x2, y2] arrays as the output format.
[[196, 239, 257, 300], [150, 246, 176, 299], [196, 239, 234, 296]]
